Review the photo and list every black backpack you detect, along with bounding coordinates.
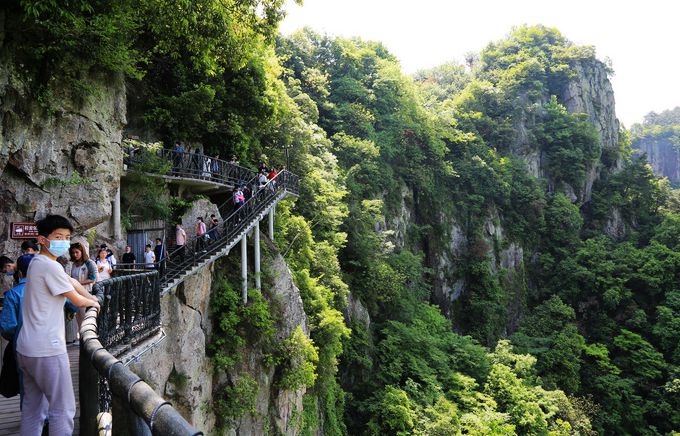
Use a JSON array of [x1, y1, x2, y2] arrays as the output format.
[[0, 340, 20, 398]]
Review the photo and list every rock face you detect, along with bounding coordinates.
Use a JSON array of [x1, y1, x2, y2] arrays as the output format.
[[512, 59, 619, 203], [129, 231, 310, 436], [0, 30, 126, 255], [632, 138, 680, 182]]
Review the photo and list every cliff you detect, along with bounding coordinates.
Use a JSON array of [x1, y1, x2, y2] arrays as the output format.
[[129, 226, 311, 436], [512, 58, 619, 203], [0, 9, 126, 253], [632, 137, 680, 182]]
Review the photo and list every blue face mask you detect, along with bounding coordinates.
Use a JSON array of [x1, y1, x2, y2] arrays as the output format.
[[5, 270, 13, 276], [46, 239, 70, 257]]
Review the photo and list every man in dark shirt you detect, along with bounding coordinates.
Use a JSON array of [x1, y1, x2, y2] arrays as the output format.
[[121, 246, 136, 268]]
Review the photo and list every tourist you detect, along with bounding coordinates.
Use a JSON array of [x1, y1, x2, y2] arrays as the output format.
[[0, 254, 35, 408], [268, 166, 278, 190], [16, 214, 99, 435], [172, 142, 184, 173], [1, 255, 16, 276], [202, 154, 211, 180], [212, 154, 221, 181], [121, 245, 136, 267], [259, 162, 268, 174], [95, 248, 113, 281], [209, 214, 219, 241], [154, 238, 167, 263], [175, 223, 186, 263], [69, 243, 97, 327], [20, 239, 40, 255], [105, 248, 117, 268], [144, 244, 155, 268], [197, 217, 207, 251]]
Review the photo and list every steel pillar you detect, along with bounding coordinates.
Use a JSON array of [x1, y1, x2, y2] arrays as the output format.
[[269, 205, 275, 240], [241, 235, 248, 304], [254, 222, 261, 291]]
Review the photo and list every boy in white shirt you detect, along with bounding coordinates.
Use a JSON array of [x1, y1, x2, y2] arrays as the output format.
[[16, 214, 100, 435], [144, 244, 156, 268]]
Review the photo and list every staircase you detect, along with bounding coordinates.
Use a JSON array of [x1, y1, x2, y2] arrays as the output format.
[[159, 173, 298, 294]]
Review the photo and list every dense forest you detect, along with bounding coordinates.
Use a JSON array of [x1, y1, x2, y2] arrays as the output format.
[[6, 1, 680, 435]]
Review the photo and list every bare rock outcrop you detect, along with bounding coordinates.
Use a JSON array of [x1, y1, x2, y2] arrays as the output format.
[[0, 39, 126, 254]]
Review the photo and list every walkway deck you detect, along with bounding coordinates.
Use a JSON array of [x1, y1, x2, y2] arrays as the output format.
[[0, 343, 81, 436]]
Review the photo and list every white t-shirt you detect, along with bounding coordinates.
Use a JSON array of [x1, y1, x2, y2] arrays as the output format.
[[144, 250, 155, 267], [96, 258, 112, 281], [16, 254, 73, 357]]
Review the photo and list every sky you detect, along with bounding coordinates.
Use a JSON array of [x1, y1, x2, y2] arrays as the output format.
[[279, 0, 680, 128]]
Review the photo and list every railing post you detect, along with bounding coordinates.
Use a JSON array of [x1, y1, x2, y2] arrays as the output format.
[[269, 205, 275, 241], [80, 335, 100, 435], [241, 234, 248, 304], [112, 395, 152, 436], [254, 221, 261, 291]]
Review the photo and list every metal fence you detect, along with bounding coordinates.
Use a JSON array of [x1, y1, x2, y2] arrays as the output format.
[[80, 274, 202, 435], [96, 272, 161, 350]]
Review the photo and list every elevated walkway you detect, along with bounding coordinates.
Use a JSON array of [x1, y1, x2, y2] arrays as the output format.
[[122, 148, 260, 194]]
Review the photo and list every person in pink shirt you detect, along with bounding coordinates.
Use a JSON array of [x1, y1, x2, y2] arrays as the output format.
[[197, 217, 207, 252], [175, 223, 186, 262]]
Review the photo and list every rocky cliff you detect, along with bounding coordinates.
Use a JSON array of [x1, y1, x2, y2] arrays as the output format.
[[129, 229, 311, 436], [512, 58, 619, 203], [0, 11, 126, 254], [632, 137, 680, 182]]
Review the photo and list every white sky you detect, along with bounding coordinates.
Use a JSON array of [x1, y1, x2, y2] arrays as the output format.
[[279, 0, 680, 128]]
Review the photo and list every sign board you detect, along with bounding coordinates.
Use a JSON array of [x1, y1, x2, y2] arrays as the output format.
[[11, 222, 38, 239]]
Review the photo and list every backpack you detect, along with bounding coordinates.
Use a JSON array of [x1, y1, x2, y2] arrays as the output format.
[[0, 341, 20, 398]]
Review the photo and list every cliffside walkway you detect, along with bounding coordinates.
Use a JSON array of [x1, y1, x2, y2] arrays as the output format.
[[0, 345, 81, 436], [55, 150, 301, 434], [124, 148, 260, 194]]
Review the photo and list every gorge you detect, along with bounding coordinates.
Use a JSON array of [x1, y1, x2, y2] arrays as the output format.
[[2, 3, 680, 435]]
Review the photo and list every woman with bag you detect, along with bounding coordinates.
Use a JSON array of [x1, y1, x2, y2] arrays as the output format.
[[69, 243, 97, 328], [95, 248, 113, 281]]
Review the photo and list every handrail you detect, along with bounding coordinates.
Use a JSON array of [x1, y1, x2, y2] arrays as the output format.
[[125, 148, 259, 188], [79, 275, 202, 435]]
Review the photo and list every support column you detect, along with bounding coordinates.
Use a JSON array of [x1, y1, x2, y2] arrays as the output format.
[[254, 221, 261, 291], [241, 235, 248, 304], [269, 205, 275, 240], [113, 186, 122, 240]]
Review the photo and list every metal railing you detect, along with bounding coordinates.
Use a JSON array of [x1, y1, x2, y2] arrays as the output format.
[[97, 273, 161, 350], [125, 148, 259, 188], [80, 274, 202, 436]]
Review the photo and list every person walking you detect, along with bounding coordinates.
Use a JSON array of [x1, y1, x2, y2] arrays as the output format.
[[121, 246, 136, 268], [95, 248, 113, 281], [175, 223, 186, 263], [197, 217, 207, 252], [69, 242, 97, 327], [143, 244, 156, 268]]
